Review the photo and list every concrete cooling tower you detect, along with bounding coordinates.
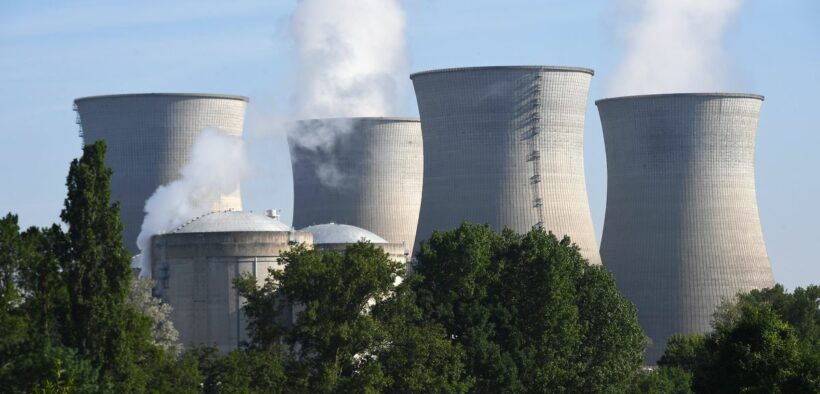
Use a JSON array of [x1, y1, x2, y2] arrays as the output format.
[[289, 118, 423, 251], [410, 66, 601, 264], [596, 93, 775, 363], [73, 93, 248, 253]]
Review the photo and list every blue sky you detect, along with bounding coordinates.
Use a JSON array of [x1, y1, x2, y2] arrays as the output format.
[[0, 0, 817, 288]]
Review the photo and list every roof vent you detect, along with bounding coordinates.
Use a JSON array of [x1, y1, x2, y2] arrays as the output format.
[[265, 209, 280, 220]]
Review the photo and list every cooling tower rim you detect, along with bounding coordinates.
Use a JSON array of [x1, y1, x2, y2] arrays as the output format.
[[595, 92, 764, 105], [410, 65, 594, 79], [74, 93, 249, 104], [294, 116, 420, 123]]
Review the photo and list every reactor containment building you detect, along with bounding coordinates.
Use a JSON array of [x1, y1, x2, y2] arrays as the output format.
[[410, 66, 601, 264], [151, 210, 312, 352], [289, 117, 423, 251], [74, 93, 248, 253], [596, 93, 775, 362]]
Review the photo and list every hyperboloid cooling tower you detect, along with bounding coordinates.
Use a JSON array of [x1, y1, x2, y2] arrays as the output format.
[[410, 66, 601, 264], [151, 210, 312, 352], [289, 117, 423, 251], [73, 93, 248, 253], [596, 93, 775, 363]]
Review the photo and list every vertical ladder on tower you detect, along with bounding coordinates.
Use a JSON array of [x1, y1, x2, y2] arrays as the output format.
[[527, 73, 545, 229], [73, 103, 84, 148]]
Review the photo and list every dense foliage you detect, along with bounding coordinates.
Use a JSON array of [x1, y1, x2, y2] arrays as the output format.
[[233, 243, 471, 393], [656, 285, 820, 393], [0, 142, 185, 393], [412, 224, 646, 393]]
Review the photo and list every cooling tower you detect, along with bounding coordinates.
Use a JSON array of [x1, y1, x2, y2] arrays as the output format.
[[289, 117, 423, 251], [411, 66, 601, 264], [596, 93, 775, 363], [73, 93, 248, 253]]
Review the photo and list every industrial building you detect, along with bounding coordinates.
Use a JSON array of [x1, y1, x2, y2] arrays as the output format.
[[150, 210, 312, 352], [289, 117, 423, 251], [410, 66, 601, 264], [300, 222, 409, 263], [596, 93, 775, 362], [74, 93, 248, 253]]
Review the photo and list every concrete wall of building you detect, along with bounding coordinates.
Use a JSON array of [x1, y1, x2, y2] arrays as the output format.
[[411, 66, 601, 264], [289, 118, 423, 251], [151, 231, 313, 353], [596, 93, 775, 363], [74, 93, 248, 253]]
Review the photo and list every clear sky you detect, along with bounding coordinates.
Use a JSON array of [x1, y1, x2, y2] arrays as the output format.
[[1, 0, 817, 289]]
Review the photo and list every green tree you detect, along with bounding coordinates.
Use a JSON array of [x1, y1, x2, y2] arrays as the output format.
[[186, 346, 286, 394], [659, 285, 820, 393], [235, 242, 471, 393], [413, 223, 646, 393], [1, 141, 205, 393], [627, 367, 693, 394], [0, 214, 28, 357], [57, 141, 160, 390]]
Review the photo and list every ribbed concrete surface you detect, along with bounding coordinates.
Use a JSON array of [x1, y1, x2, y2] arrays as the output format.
[[74, 93, 248, 253], [289, 118, 423, 251], [596, 93, 775, 363], [411, 66, 601, 264]]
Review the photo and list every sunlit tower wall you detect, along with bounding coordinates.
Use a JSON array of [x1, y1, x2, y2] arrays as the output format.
[[73, 93, 248, 253], [411, 66, 601, 264], [596, 93, 775, 363], [289, 117, 423, 251]]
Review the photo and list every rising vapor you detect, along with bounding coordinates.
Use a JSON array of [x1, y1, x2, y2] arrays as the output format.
[[291, 0, 407, 118], [135, 129, 251, 277], [606, 0, 744, 96], [286, 0, 408, 187]]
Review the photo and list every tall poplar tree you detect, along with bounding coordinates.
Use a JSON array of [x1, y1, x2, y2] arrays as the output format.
[[59, 141, 155, 389]]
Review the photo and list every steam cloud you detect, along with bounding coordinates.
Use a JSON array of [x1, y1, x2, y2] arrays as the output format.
[[286, 0, 408, 187], [135, 129, 251, 277], [607, 0, 744, 96]]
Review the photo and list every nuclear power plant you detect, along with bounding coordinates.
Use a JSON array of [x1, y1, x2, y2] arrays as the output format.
[[289, 117, 423, 250], [596, 93, 775, 362], [410, 66, 601, 264], [70, 67, 777, 360], [73, 93, 248, 253]]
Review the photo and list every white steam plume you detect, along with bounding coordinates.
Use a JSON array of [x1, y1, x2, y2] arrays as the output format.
[[135, 129, 251, 277], [286, 0, 408, 188], [291, 0, 407, 118], [606, 0, 744, 96]]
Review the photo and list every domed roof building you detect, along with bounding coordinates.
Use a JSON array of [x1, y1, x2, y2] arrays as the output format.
[[173, 210, 291, 233], [151, 210, 312, 353], [300, 223, 408, 264], [300, 223, 388, 244]]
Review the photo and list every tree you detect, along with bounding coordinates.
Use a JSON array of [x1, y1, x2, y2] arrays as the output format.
[[1, 141, 206, 393], [658, 285, 820, 393], [627, 367, 693, 394], [412, 223, 646, 393], [127, 277, 181, 354], [57, 140, 161, 389], [185, 346, 286, 394], [235, 242, 472, 393], [0, 214, 28, 357]]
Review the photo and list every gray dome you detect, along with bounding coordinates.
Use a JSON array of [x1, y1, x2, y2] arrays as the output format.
[[299, 223, 388, 244], [173, 210, 291, 233]]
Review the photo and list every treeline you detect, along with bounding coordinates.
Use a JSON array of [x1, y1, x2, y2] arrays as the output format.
[[1, 142, 817, 393]]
